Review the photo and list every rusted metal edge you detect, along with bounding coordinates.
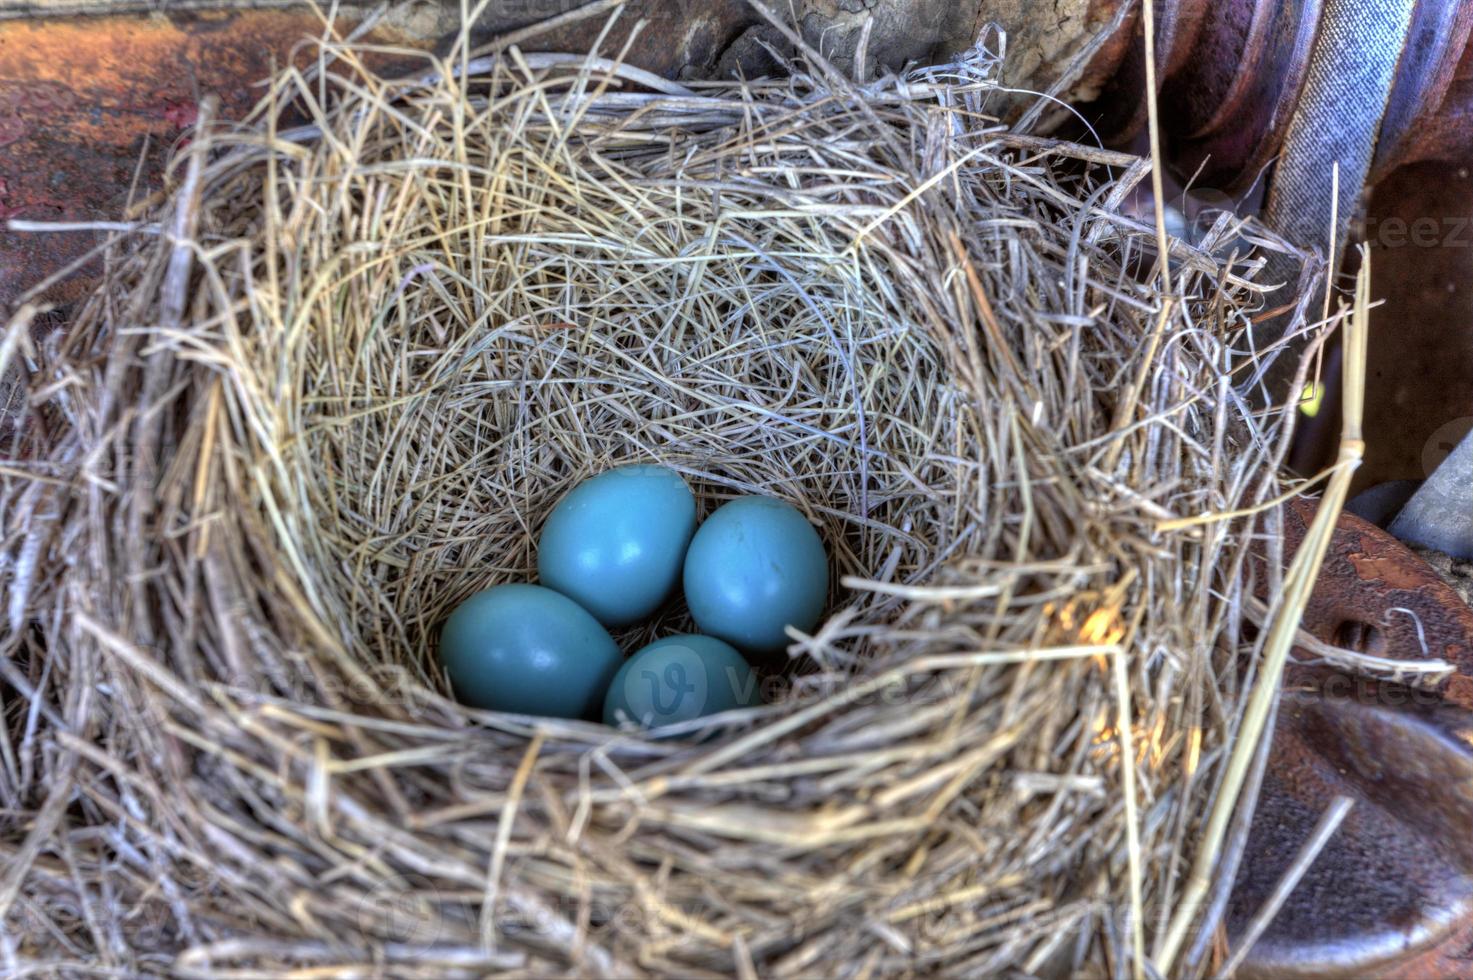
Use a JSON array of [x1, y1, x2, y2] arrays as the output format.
[[1235, 498, 1473, 978]]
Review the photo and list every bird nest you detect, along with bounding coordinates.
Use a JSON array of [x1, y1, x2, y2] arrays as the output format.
[[0, 22, 1328, 978]]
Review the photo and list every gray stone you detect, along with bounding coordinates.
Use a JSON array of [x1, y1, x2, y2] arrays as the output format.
[[1389, 428, 1473, 560]]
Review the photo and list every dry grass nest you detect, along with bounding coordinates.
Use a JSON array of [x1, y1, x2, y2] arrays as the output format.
[[0, 20, 1333, 979]]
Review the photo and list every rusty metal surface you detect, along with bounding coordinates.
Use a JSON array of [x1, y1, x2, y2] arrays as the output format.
[[1048, 0, 1139, 139], [1406, 35, 1473, 167], [1079, 0, 1473, 192], [0, 9, 411, 313], [1243, 695, 1473, 977], [1285, 501, 1473, 704], [1234, 498, 1473, 977], [1372, 0, 1473, 178], [1076, 0, 1333, 195], [1162, 0, 1324, 194], [1161, 0, 1212, 79]]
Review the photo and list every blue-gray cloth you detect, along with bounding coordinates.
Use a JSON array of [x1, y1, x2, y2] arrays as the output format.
[[1251, 0, 1417, 400], [1266, 0, 1417, 250]]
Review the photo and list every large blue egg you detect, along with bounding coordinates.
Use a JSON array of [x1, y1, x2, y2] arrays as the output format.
[[682, 496, 829, 655], [538, 465, 697, 627], [438, 583, 622, 718], [603, 634, 761, 729]]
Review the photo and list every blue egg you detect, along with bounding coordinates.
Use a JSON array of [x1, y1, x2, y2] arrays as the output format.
[[682, 496, 829, 655], [603, 634, 761, 729], [438, 583, 622, 718], [538, 465, 697, 628]]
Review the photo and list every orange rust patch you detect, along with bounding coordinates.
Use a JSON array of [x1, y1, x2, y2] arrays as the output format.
[[1347, 544, 1437, 591], [1449, 673, 1473, 705], [0, 10, 423, 310], [0, 12, 368, 150]]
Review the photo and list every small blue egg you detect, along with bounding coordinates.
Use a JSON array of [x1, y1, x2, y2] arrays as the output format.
[[538, 465, 697, 627], [682, 496, 828, 654], [438, 583, 622, 718], [603, 634, 761, 729]]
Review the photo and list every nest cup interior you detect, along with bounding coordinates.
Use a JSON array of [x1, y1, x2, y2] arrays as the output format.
[[304, 207, 970, 697], [255, 66, 1003, 717]]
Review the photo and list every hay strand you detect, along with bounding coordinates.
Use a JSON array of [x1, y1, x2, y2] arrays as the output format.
[[1156, 249, 1370, 972]]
